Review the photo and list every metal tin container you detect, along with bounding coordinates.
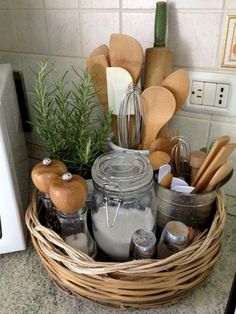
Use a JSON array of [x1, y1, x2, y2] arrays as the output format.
[[155, 183, 217, 230]]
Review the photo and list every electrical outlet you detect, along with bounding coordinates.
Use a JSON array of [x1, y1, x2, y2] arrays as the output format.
[[184, 70, 236, 116], [214, 83, 230, 108], [190, 81, 204, 105]]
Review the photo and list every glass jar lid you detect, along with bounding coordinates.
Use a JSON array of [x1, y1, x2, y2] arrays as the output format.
[[91, 150, 153, 195]]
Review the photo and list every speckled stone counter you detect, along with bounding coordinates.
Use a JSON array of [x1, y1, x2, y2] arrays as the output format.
[[1, 195, 236, 314]]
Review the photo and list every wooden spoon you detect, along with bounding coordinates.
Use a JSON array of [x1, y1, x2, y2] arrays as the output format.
[[86, 54, 109, 111], [160, 172, 173, 189], [149, 137, 171, 154], [162, 69, 190, 113], [148, 151, 171, 171], [109, 34, 143, 83], [192, 135, 230, 186], [204, 160, 233, 192], [194, 143, 236, 193], [141, 86, 176, 150], [89, 44, 110, 61]]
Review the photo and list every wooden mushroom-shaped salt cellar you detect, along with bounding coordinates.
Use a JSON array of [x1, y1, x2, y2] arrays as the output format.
[[49, 173, 88, 213], [31, 158, 67, 193]]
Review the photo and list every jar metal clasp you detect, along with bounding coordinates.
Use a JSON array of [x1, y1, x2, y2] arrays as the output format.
[[103, 182, 123, 228]]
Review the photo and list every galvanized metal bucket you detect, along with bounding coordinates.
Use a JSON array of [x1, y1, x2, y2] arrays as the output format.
[[155, 183, 217, 230]]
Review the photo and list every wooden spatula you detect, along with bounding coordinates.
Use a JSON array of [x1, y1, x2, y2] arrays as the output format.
[[204, 160, 233, 192], [109, 34, 143, 83], [86, 54, 109, 111], [193, 143, 236, 193], [141, 86, 176, 150], [192, 135, 230, 186], [162, 69, 190, 113], [89, 44, 110, 61]]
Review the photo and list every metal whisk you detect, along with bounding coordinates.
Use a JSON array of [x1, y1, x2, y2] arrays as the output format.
[[118, 83, 143, 149], [170, 136, 191, 181]]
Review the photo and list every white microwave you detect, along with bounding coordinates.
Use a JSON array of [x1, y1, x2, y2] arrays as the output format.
[[0, 64, 29, 254]]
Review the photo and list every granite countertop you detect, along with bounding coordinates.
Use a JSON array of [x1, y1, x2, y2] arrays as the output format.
[[1, 195, 236, 314]]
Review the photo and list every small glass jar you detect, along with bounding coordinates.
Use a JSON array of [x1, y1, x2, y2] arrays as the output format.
[[56, 205, 97, 258], [91, 150, 156, 261]]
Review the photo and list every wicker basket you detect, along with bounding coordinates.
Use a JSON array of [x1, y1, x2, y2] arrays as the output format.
[[25, 189, 226, 310]]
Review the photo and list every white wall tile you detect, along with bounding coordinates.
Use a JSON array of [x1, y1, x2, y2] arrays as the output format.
[[44, 0, 78, 9], [81, 12, 119, 57], [122, 0, 156, 9], [46, 11, 82, 57], [225, 0, 236, 9], [223, 172, 236, 196], [169, 0, 223, 9], [0, 52, 21, 70], [11, 0, 44, 9], [168, 12, 222, 68], [122, 13, 154, 52], [208, 121, 236, 168], [0, 11, 17, 51], [0, 0, 12, 9], [14, 11, 49, 54], [169, 116, 210, 151], [80, 0, 119, 9]]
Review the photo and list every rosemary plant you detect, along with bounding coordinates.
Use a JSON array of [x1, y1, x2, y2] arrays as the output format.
[[32, 60, 112, 176]]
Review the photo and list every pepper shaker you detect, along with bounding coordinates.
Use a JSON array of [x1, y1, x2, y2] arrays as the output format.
[[130, 229, 156, 259], [31, 157, 67, 232], [49, 172, 97, 258]]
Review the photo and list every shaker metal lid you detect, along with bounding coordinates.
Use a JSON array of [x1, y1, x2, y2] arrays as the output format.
[[91, 150, 153, 193]]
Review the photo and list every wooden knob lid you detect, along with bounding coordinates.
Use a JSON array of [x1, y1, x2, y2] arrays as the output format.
[[31, 158, 67, 193], [49, 173, 88, 213]]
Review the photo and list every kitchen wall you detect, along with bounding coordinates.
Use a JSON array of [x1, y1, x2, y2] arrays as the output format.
[[0, 0, 236, 195]]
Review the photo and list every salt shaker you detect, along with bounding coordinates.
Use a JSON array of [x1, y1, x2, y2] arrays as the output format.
[[130, 229, 156, 259], [157, 221, 189, 259], [49, 172, 97, 258], [31, 157, 67, 232]]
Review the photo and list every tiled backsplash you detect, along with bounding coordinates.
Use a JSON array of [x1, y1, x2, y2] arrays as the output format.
[[0, 0, 236, 195]]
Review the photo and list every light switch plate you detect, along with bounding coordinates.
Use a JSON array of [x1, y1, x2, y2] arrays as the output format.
[[183, 70, 236, 116]]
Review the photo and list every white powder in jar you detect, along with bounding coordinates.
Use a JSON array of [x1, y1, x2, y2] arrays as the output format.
[[93, 206, 155, 260], [65, 233, 88, 254]]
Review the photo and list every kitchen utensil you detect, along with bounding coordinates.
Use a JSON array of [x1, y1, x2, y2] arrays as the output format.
[[109, 34, 143, 83], [204, 160, 234, 192], [149, 137, 171, 154], [172, 186, 194, 193], [144, 1, 172, 88], [160, 172, 173, 189], [189, 150, 207, 184], [118, 83, 143, 149], [141, 86, 176, 150], [157, 220, 189, 259], [86, 54, 109, 110], [106, 67, 133, 142], [170, 136, 191, 180], [162, 69, 190, 113], [158, 164, 171, 183], [170, 177, 188, 190], [89, 44, 110, 61], [148, 151, 171, 171], [192, 135, 230, 186], [130, 229, 157, 259], [194, 143, 236, 193]]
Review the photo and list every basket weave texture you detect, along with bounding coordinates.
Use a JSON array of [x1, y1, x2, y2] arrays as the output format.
[[25, 189, 226, 309]]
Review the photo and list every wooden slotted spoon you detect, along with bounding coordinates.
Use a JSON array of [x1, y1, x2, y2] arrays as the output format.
[[141, 86, 176, 150]]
